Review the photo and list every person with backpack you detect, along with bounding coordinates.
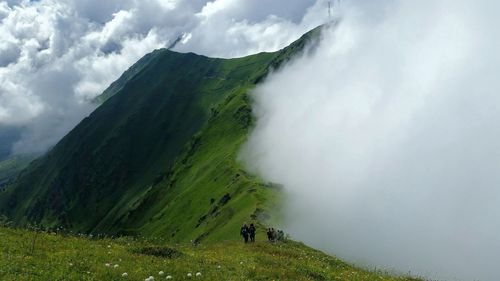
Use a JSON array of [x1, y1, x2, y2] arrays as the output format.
[[249, 223, 256, 243], [271, 228, 277, 242], [240, 224, 249, 243]]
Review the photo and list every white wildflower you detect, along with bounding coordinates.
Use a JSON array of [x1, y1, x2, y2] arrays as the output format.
[[187, 273, 193, 277], [114, 264, 119, 269], [196, 272, 202, 277], [166, 276, 173, 280], [159, 271, 164, 275], [105, 263, 111, 267], [122, 272, 128, 277]]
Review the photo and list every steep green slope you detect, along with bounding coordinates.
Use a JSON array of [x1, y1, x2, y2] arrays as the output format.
[[0, 27, 322, 241], [94, 51, 161, 104]]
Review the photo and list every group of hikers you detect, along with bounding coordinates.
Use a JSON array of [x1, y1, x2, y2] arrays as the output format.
[[266, 228, 285, 242], [240, 223, 286, 243], [239, 223, 256, 243]]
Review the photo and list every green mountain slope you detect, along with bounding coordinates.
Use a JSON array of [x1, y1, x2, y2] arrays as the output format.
[[0, 26, 322, 242], [94, 51, 161, 104]]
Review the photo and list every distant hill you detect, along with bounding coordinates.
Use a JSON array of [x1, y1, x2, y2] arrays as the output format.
[[0, 127, 35, 189], [0, 126, 21, 162], [0, 155, 36, 189], [0, 26, 323, 243]]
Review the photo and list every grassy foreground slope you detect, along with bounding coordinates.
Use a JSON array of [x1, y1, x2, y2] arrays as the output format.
[[0, 26, 322, 242], [0, 227, 422, 281]]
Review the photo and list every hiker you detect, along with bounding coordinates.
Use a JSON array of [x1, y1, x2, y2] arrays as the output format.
[[266, 228, 273, 242], [271, 228, 277, 242], [240, 224, 249, 243], [249, 223, 256, 243], [277, 230, 284, 241]]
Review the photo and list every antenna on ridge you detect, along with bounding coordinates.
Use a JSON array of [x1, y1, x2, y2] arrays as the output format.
[[328, 1, 331, 21]]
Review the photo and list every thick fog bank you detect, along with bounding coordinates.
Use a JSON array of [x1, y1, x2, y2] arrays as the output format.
[[242, 1, 500, 280]]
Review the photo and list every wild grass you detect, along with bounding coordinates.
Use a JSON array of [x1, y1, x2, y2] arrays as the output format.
[[0, 227, 423, 281]]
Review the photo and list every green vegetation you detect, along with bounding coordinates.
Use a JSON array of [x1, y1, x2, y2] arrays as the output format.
[[0, 227, 422, 281], [0, 26, 323, 242]]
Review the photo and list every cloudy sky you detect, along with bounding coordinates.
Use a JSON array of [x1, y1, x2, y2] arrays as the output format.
[[0, 0, 327, 155]]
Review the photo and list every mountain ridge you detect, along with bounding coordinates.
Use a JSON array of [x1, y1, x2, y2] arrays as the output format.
[[0, 26, 323, 243]]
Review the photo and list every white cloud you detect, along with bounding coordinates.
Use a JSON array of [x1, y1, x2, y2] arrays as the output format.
[[176, 0, 322, 58], [242, 1, 500, 280], [74, 29, 166, 100]]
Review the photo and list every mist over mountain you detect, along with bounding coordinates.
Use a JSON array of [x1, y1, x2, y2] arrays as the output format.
[[243, 1, 500, 280], [0, 125, 19, 161]]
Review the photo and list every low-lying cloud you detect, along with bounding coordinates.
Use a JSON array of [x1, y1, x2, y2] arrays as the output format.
[[243, 1, 500, 280], [0, 0, 326, 155]]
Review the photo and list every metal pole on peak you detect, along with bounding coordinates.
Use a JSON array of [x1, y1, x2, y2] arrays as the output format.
[[328, 1, 331, 20]]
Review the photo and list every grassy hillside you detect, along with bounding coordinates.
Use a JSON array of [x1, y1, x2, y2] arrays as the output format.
[[0, 26, 323, 242], [0, 226, 422, 281]]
